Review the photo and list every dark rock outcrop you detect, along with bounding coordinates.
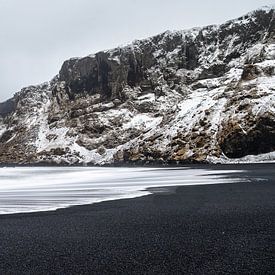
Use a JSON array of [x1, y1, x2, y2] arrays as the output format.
[[0, 99, 16, 117], [220, 116, 275, 158], [0, 7, 274, 165]]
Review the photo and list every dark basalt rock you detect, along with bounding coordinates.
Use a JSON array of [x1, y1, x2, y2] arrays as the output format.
[[0, 99, 16, 117], [59, 55, 110, 99], [199, 63, 228, 80], [220, 116, 275, 158], [219, 9, 275, 43], [241, 65, 262, 80], [58, 8, 275, 102], [59, 49, 151, 100], [0, 130, 14, 143]]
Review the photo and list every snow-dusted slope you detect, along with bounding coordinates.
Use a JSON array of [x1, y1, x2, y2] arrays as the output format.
[[0, 7, 274, 165]]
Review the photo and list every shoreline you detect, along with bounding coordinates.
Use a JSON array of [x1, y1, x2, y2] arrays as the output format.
[[0, 186, 170, 218], [0, 163, 274, 217], [0, 165, 274, 273], [0, 160, 275, 168]]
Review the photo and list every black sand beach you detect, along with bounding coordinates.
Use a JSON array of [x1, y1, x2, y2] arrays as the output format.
[[0, 164, 274, 274]]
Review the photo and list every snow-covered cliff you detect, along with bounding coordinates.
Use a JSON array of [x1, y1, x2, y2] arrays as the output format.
[[0, 7, 274, 165]]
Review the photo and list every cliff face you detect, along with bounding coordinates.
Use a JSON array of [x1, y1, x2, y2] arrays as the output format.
[[0, 7, 275, 165]]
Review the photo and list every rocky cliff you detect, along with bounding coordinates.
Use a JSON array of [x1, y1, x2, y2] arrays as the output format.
[[0, 7, 275, 165]]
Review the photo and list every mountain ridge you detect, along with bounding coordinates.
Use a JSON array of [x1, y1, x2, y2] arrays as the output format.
[[0, 7, 274, 165]]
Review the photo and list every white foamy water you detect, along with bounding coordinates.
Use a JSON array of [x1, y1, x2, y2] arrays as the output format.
[[0, 167, 247, 215]]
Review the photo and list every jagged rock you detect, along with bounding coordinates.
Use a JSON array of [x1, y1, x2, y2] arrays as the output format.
[[96, 146, 106, 155], [241, 65, 262, 80], [220, 115, 275, 158], [0, 130, 14, 143], [0, 99, 16, 117], [0, 7, 275, 165]]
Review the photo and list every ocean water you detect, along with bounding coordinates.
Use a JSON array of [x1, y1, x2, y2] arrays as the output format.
[[0, 166, 249, 215]]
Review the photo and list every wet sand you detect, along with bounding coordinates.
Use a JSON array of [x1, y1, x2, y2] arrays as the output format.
[[0, 164, 274, 274]]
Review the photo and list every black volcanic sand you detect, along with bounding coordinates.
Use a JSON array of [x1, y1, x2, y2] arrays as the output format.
[[0, 164, 274, 274]]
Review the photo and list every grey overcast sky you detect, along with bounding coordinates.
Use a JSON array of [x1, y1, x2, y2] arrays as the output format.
[[0, 0, 274, 101]]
